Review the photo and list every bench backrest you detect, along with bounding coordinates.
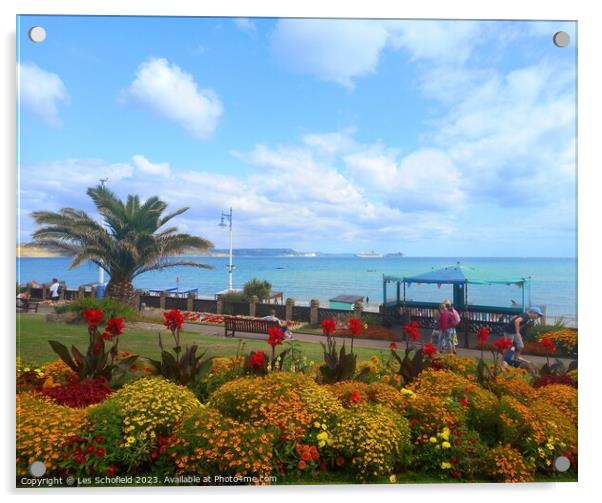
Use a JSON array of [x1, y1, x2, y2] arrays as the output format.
[[224, 316, 279, 333]]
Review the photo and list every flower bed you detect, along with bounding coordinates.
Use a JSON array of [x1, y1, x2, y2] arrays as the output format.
[[16, 311, 577, 485]]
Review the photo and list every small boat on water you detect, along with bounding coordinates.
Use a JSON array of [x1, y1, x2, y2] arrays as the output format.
[[355, 251, 383, 258]]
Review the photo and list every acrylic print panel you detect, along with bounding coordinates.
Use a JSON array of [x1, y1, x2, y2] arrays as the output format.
[[16, 16, 577, 487]]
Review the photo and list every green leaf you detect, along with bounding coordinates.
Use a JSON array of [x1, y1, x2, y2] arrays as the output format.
[[48, 340, 78, 373], [161, 350, 180, 380]]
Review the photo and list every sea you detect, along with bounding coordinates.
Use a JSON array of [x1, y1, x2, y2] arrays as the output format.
[[17, 256, 577, 322]]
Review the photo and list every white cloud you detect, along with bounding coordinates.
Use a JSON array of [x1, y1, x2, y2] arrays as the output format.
[[271, 19, 485, 89], [132, 154, 171, 177], [18, 62, 69, 126], [271, 19, 389, 89], [122, 57, 223, 140], [344, 147, 464, 211], [233, 18, 256, 33]]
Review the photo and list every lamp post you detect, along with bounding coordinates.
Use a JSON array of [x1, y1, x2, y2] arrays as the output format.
[[98, 177, 109, 286], [219, 207, 234, 291]]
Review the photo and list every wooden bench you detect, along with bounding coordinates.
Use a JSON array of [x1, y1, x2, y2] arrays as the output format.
[[224, 316, 280, 338], [17, 299, 39, 313]]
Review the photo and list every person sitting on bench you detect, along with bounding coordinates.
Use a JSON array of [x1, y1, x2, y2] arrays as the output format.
[[262, 310, 293, 340]]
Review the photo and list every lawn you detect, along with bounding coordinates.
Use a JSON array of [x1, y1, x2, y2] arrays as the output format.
[[16, 313, 391, 365]]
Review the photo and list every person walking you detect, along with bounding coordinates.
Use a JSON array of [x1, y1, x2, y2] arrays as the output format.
[[437, 303, 452, 352], [502, 306, 544, 358], [49, 278, 61, 303], [443, 300, 461, 354]]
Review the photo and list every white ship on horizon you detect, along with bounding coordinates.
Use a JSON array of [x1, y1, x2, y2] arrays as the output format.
[[355, 251, 383, 258]]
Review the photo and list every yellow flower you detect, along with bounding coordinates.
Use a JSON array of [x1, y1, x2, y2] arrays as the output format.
[[389, 474, 397, 483], [314, 421, 321, 428], [429, 437, 437, 443], [441, 441, 451, 449], [441, 462, 452, 469]]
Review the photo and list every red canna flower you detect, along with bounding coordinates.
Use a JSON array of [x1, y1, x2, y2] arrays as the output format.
[[321, 317, 337, 336], [106, 317, 124, 336], [93, 435, 104, 444], [348, 318, 362, 337], [248, 351, 266, 368], [96, 448, 105, 457], [163, 309, 184, 331], [494, 337, 512, 351], [476, 327, 490, 345], [350, 390, 361, 404], [101, 331, 113, 340], [150, 451, 159, 460], [106, 465, 117, 476], [74, 454, 86, 464], [267, 326, 284, 347], [389, 342, 398, 350], [86, 444, 94, 454], [541, 337, 557, 353], [94, 342, 103, 354], [403, 321, 420, 341], [83, 308, 104, 327], [423, 342, 437, 358]]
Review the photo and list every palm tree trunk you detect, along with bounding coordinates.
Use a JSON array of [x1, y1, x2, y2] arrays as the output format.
[[106, 280, 137, 306]]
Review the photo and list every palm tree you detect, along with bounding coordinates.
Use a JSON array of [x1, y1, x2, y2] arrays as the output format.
[[30, 185, 214, 304]]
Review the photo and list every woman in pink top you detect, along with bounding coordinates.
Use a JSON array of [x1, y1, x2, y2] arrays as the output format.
[[437, 303, 452, 352]]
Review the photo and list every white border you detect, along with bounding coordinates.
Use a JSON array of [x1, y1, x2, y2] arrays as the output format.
[[3, 1, 600, 502]]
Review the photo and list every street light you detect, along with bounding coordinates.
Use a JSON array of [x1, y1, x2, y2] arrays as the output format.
[[219, 207, 234, 291]]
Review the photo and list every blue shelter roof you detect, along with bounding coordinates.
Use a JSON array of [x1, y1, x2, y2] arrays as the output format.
[[384, 264, 528, 285]]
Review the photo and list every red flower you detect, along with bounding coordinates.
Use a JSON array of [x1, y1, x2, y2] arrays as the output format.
[[319, 460, 327, 471], [348, 318, 362, 337], [163, 309, 184, 331], [106, 465, 117, 476], [298, 460, 307, 470], [74, 454, 85, 464], [350, 390, 361, 404], [83, 308, 104, 327], [459, 396, 469, 407], [476, 327, 490, 345], [101, 331, 113, 340], [96, 448, 105, 457], [150, 451, 159, 460], [423, 342, 437, 358], [93, 436, 104, 444], [86, 444, 95, 454], [403, 321, 420, 341], [494, 337, 512, 351], [389, 342, 398, 350], [541, 337, 557, 353], [321, 318, 337, 336], [106, 317, 124, 336], [335, 456, 345, 467], [94, 342, 103, 354], [268, 326, 284, 347], [248, 351, 266, 368]]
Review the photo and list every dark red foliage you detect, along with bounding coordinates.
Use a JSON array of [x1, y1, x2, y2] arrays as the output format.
[[533, 374, 577, 388], [35, 374, 112, 407]]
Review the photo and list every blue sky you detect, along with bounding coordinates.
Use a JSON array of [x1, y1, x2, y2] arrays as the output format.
[[17, 16, 577, 256]]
